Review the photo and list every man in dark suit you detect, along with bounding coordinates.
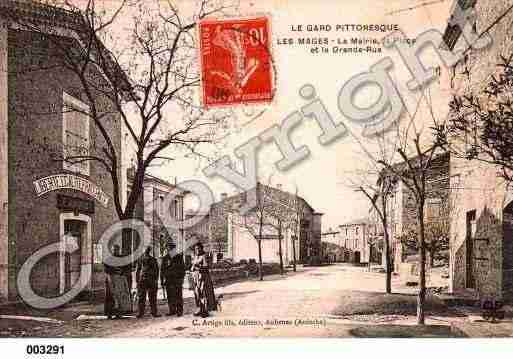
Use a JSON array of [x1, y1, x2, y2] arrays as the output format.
[[136, 246, 161, 318], [161, 242, 185, 316]]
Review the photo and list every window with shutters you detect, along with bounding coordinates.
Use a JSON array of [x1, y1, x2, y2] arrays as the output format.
[[172, 199, 178, 219], [63, 92, 90, 176], [158, 195, 165, 217], [426, 198, 442, 222]]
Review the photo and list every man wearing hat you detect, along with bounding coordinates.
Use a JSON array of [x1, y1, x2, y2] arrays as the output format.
[[136, 246, 161, 318], [160, 241, 186, 316]]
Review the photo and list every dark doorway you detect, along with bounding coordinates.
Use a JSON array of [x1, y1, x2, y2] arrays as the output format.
[[354, 251, 361, 263], [466, 210, 476, 289], [63, 219, 86, 291]]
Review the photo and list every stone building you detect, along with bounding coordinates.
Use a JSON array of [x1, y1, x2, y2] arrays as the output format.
[[186, 183, 322, 264], [441, 0, 513, 300], [338, 219, 372, 264], [320, 228, 343, 263], [388, 153, 451, 271], [367, 152, 451, 272], [321, 220, 384, 264], [128, 171, 186, 259], [0, 2, 126, 302]]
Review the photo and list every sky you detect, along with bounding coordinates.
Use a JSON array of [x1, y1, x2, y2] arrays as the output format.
[[105, 0, 456, 231]]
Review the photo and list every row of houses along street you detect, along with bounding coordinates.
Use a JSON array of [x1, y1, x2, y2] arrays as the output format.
[[321, 0, 513, 309]]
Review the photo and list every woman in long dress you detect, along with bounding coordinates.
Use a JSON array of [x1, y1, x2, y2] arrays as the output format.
[[191, 243, 217, 318], [104, 245, 131, 319]]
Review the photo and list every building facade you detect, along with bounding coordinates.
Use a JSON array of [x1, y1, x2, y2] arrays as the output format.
[[321, 220, 383, 264], [392, 153, 451, 271], [339, 219, 371, 263], [129, 171, 186, 259], [369, 153, 451, 272], [186, 183, 322, 265], [0, 2, 126, 302], [442, 0, 513, 300]]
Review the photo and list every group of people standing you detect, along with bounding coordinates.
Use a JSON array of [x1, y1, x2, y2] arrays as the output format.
[[104, 242, 217, 319]]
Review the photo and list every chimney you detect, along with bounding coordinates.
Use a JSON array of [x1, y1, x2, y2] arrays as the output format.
[[221, 192, 228, 201]]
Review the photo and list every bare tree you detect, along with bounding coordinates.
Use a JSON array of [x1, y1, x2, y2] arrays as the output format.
[[232, 185, 267, 281], [290, 188, 307, 272], [3, 0, 237, 224], [377, 88, 447, 324], [231, 181, 302, 278], [353, 170, 395, 293], [240, 216, 265, 279], [259, 180, 301, 276], [259, 184, 286, 275], [346, 78, 448, 324], [347, 125, 398, 294]]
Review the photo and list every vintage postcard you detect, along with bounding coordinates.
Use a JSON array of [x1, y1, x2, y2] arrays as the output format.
[[1, 0, 513, 352]]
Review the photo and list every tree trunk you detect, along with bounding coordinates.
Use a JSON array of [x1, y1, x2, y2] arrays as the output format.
[[258, 239, 263, 281], [368, 244, 372, 272], [384, 225, 392, 294], [278, 223, 284, 275], [258, 216, 264, 281], [417, 203, 427, 325], [382, 202, 392, 294], [292, 235, 297, 272]]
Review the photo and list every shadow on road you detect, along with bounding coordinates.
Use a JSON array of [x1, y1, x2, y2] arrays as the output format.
[[220, 290, 260, 300], [348, 324, 464, 338], [331, 290, 466, 318]]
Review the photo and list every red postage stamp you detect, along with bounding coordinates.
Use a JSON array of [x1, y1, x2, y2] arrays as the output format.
[[198, 16, 274, 107]]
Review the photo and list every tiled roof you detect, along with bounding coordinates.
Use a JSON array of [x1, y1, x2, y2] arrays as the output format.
[[212, 182, 317, 214]]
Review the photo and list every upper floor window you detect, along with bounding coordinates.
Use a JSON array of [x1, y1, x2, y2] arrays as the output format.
[[426, 198, 442, 222], [63, 92, 90, 176], [171, 199, 178, 219], [158, 195, 165, 217]]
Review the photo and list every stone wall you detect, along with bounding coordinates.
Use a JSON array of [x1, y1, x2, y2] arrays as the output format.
[[188, 183, 320, 263], [445, 0, 513, 299], [338, 222, 371, 263], [382, 153, 450, 272], [0, 19, 8, 301], [6, 28, 122, 300]]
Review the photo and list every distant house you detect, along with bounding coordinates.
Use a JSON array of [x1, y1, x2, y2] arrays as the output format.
[[322, 219, 382, 264], [320, 228, 343, 263], [187, 183, 322, 265], [128, 169, 186, 260], [370, 152, 451, 272], [338, 219, 372, 264]]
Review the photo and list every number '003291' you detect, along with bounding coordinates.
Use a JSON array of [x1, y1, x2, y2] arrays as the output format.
[[26, 344, 64, 355]]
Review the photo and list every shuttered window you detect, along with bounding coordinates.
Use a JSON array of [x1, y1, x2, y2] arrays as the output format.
[[63, 92, 90, 176]]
